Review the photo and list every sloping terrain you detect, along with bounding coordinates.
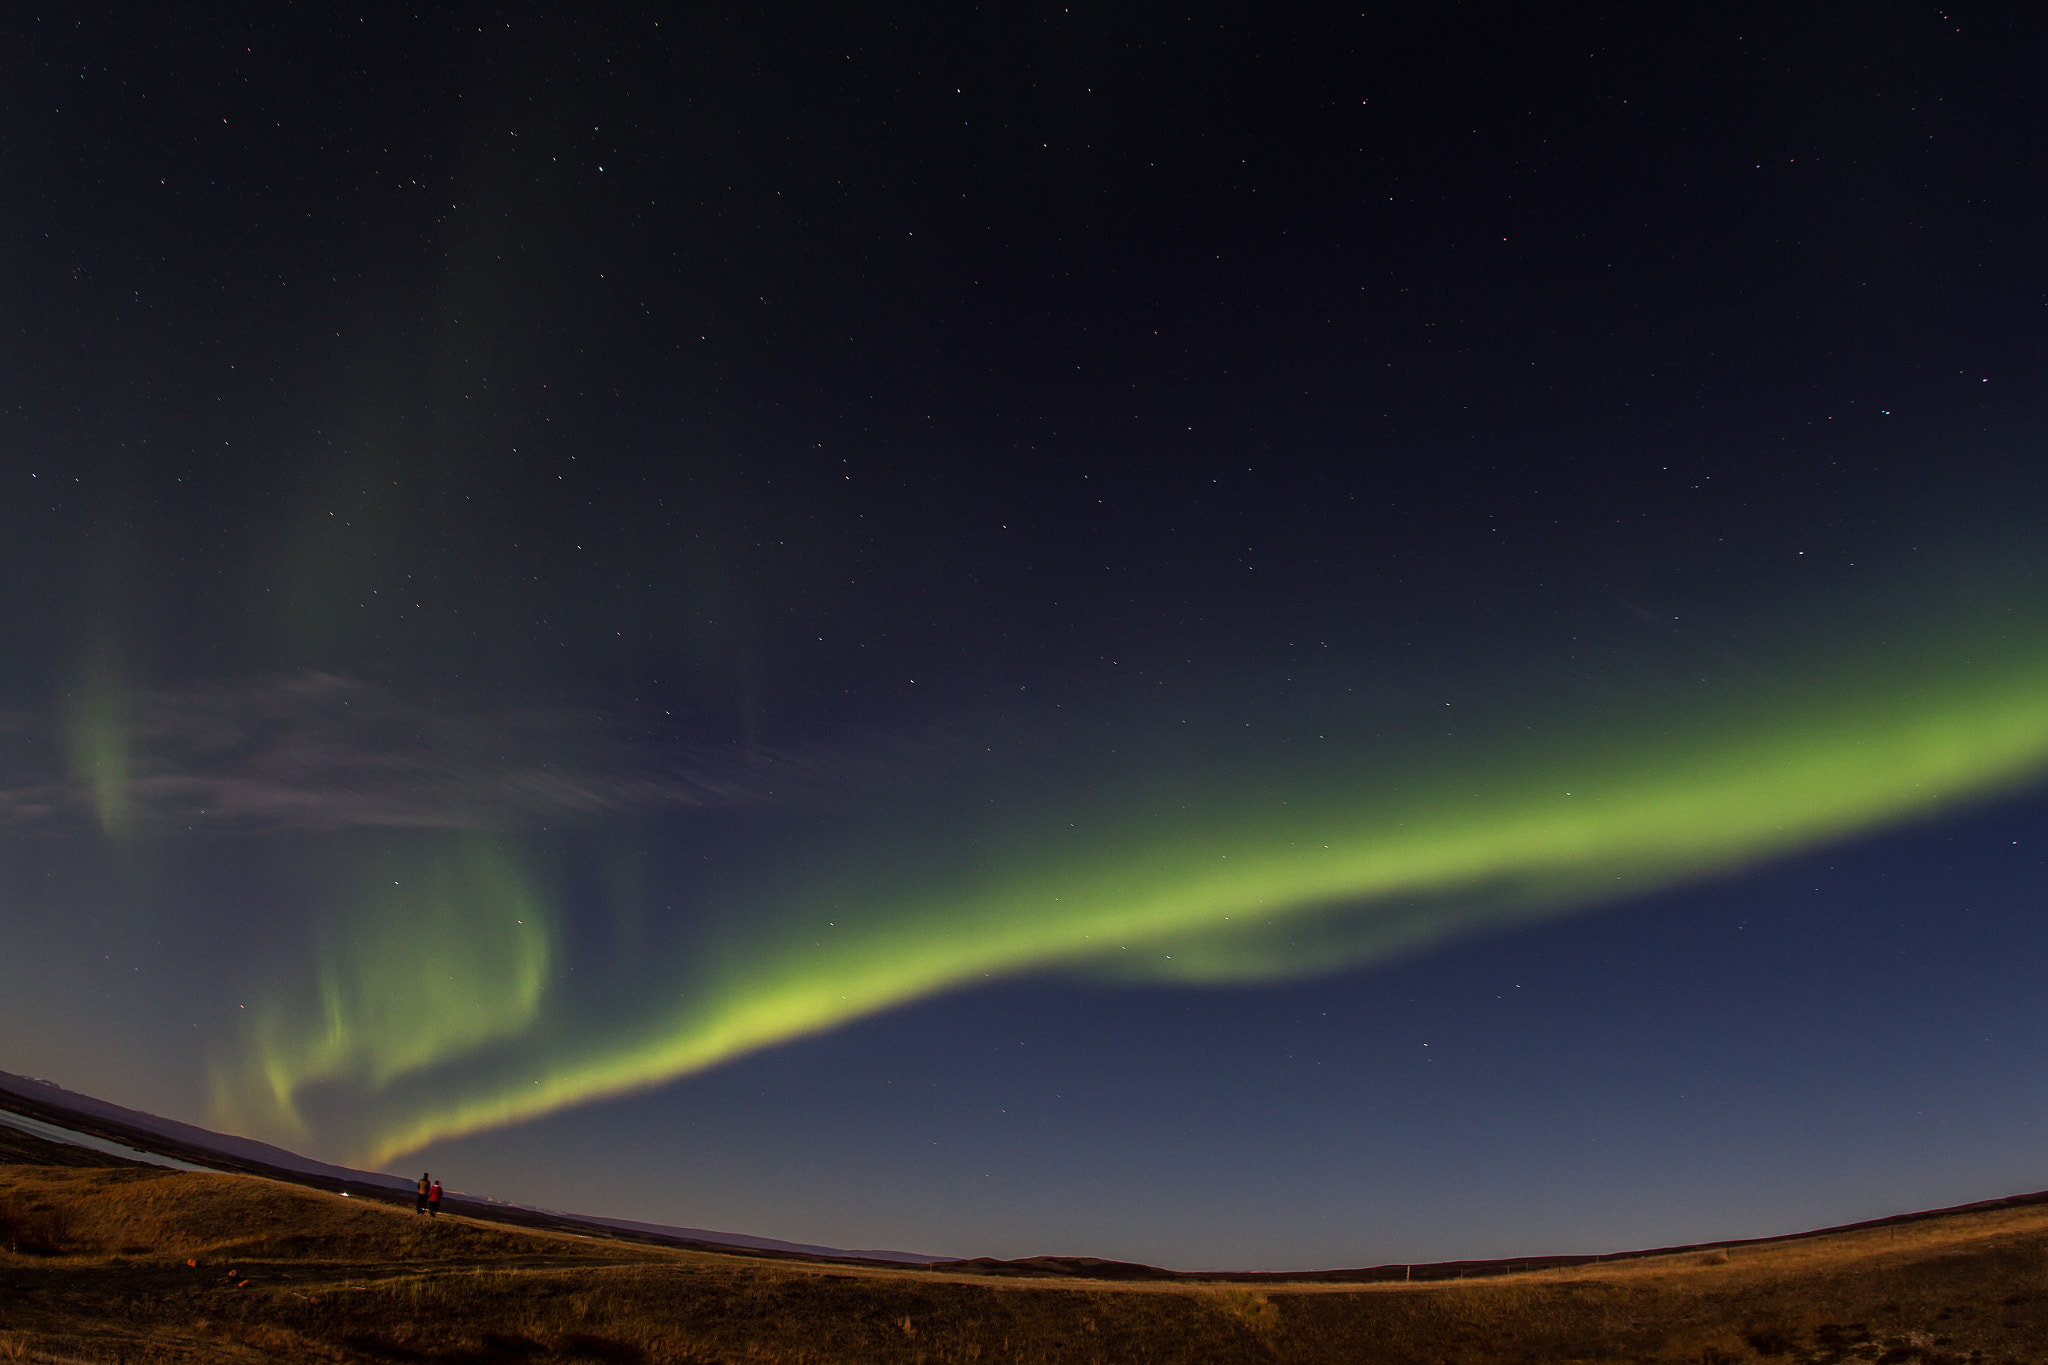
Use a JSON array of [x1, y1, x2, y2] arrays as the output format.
[[5, 1123, 2048, 1364], [0, 1074, 936, 1264]]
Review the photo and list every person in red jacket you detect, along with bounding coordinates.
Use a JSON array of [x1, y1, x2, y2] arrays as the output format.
[[428, 1179, 442, 1218]]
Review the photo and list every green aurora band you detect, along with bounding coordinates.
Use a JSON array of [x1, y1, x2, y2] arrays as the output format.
[[65, 666, 131, 838], [211, 603, 2048, 1167]]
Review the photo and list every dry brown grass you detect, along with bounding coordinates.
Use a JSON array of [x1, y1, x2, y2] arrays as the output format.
[[5, 1146, 2048, 1364]]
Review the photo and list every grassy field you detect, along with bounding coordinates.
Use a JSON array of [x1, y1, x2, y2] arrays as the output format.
[[4, 1128, 2047, 1364]]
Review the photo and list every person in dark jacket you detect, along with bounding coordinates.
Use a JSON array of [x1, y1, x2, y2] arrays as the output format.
[[416, 1173, 430, 1214], [428, 1179, 442, 1218]]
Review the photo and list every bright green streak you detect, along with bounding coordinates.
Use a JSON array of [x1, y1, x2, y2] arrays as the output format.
[[211, 836, 552, 1145], [216, 612, 2048, 1167]]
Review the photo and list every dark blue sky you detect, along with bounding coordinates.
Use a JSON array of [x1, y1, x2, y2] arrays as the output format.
[[404, 790, 2048, 1268], [2, 2, 2045, 1269]]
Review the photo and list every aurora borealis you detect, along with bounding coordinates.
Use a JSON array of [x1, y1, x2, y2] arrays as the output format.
[[7, 4, 2048, 1269], [204, 586, 2048, 1166]]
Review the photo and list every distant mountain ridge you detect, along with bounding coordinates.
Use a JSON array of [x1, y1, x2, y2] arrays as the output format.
[[0, 1071, 412, 1190], [0, 1069, 947, 1265], [13, 1067, 2048, 1281]]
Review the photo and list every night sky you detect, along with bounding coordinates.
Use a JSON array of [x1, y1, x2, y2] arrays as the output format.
[[4, 4, 2048, 1270]]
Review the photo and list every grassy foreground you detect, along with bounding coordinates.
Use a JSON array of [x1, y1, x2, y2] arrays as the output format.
[[4, 1134, 2047, 1363]]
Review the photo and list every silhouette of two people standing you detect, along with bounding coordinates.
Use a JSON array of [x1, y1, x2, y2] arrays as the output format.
[[416, 1173, 442, 1217]]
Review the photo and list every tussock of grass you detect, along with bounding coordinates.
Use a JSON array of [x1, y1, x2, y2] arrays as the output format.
[[7, 1156, 2048, 1363]]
